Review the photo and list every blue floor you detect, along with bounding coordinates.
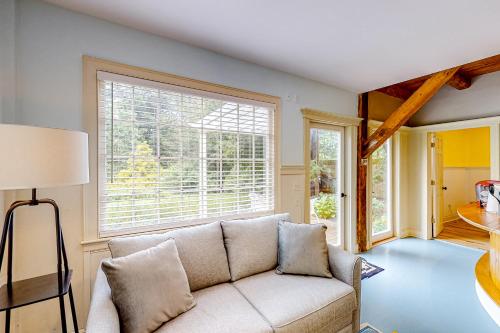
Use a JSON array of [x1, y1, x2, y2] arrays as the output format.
[[360, 238, 499, 333]]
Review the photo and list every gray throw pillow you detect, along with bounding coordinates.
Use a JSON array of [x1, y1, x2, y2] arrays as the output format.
[[276, 221, 332, 278], [221, 213, 292, 281], [102, 239, 196, 333]]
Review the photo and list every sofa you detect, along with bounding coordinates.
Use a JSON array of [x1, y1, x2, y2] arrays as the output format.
[[86, 214, 362, 333]]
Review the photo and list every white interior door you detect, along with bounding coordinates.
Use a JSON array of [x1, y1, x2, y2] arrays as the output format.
[[307, 124, 345, 246], [430, 133, 445, 237]]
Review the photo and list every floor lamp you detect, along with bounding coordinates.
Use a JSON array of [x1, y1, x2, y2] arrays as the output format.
[[0, 124, 89, 333]]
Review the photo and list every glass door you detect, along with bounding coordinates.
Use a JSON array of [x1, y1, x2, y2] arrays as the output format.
[[370, 140, 393, 243], [308, 124, 344, 246]]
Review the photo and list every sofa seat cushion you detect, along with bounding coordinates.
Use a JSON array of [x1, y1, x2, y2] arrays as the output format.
[[155, 283, 272, 333], [233, 271, 356, 333]]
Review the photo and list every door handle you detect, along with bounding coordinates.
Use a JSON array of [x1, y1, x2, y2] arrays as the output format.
[[442, 186, 447, 190], [341, 193, 347, 198]]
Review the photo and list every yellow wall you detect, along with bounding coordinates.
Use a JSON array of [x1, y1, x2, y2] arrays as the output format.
[[440, 127, 490, 167]]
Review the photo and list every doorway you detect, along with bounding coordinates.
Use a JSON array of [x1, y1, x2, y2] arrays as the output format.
[[305, 124, 344, 246], [429, 127, 491, 249]]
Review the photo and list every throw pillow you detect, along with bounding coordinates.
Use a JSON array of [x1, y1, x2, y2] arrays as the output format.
[[102, 239, 196, 333], [276, 221, 332, 278]]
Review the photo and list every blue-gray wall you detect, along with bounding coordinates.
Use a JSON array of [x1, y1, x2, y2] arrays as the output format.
[[0, 0, 16, 123], [10, 0, 357, 165]]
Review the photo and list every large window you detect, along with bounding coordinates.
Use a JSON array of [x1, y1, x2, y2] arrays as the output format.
[[97, 72, 276, 235]]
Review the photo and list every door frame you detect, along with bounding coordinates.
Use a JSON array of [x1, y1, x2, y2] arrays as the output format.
[[305, 123, 345, 246], [414, 117, 500, 239], [368, 137, 394, 243], [302, 108, 361, 252], [429, 132, 444, 238]]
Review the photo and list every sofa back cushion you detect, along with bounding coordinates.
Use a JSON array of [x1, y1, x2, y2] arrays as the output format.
[[221, 213, 292, 281], [108, 233, 168, 258], [108, 221, 231, 291]]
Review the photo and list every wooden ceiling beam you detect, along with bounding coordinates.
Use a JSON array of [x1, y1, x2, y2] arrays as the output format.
[[376, 54, 500, 100], [363, 67, 460, 158], [377, 71, 471, 99], [445, 71, 471, 90], [461, 54, 500, 77], [376, 85, 413, 100]]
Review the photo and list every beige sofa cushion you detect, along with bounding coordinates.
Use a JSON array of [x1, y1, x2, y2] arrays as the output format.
[[108, 221, 231, 291], [156, 283, 273, 333], [102, 239, 196, 333], [108, 233, 168, 258], [233, 270, 356, 333], [221, 213, 291, 281]]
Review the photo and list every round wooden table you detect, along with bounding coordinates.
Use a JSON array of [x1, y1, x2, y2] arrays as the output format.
[[457, 203, 500, 324]]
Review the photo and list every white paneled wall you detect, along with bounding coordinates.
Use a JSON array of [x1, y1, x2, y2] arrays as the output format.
[[280, 167, 305, 223], [442, 167, 490, 221]]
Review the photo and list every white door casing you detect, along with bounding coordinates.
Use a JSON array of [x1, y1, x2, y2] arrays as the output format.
[[430, 132, 445, 237]]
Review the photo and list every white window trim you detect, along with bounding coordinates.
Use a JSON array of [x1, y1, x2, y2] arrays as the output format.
[[82, 56, 281, 242]]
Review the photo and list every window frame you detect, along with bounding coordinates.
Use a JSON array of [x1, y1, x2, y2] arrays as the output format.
[[83, 56, 281, 241], [368, 137, 393, 243]]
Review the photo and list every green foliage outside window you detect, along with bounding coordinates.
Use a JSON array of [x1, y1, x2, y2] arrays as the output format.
[[371, 143, 388, 234], [313, 193, 336, 219]]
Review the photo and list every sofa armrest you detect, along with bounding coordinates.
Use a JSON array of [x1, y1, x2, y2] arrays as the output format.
[[327, 244, 361, 287], [327, 244, 362, 333], [86, 264, 120, 333]]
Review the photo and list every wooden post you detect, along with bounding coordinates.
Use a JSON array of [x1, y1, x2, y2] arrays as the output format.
[[357, 93, 369, 252]]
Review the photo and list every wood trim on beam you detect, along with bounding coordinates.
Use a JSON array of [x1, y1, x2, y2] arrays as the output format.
[[363, 67, 460, 158], [356, 93, 369, 252], [377, 70, 471, 99]]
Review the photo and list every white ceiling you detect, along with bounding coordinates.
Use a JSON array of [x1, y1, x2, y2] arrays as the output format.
[[45, 0, 500, 92]]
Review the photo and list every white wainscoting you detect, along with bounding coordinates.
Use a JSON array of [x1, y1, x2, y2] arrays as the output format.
[[442, 167, 490, 221], [280, 166, 305, 223]]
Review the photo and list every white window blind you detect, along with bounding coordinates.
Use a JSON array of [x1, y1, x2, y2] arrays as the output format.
[[97, 72, 275, 234]]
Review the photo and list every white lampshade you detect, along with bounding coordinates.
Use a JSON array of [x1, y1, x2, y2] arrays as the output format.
[[0, 124, 89, 190]]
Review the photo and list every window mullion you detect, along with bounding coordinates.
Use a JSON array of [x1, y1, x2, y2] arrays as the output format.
[[252, 106, 256, 212], [131, 86, 136, 228], [218, 105, 223, 216], [236, 104, 240, 214], [156, 89, 161, 225]]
